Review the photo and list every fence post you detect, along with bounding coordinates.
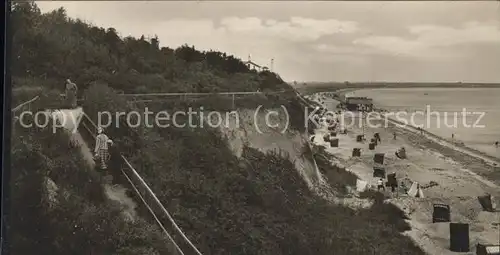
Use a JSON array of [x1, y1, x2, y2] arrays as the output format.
[[232, 94, 235, 109]]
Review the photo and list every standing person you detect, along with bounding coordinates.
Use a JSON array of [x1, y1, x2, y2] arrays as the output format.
[[393, 132, 397, 140], [451, 133, 455, 140], [94, 127, 112, 170], [495, 141, 498, 148], [374, 133, 381, 144], [377, 178, 385, 192], [65, 79, 78, 109]]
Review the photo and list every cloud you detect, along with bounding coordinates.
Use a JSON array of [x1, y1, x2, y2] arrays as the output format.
[[155, 19, 222, 38], [34, 1, 500, 82], [308, 44, 373, 64], [353, 36, 430, 58], [352, 21, 500, 59], [314, 44, 376, 55], [219, 17, 358, 42], [409, 21, 500, 46]]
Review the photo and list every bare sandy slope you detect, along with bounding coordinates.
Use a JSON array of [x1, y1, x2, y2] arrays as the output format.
[[310, 94, 500, 254], [217, 109, 323, 188], [48, 108, 137, 222], [215, 109, 373, 209]]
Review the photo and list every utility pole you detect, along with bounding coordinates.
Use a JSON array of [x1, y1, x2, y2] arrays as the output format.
[[232, 93, 235, 110], [362, 111, 365, 137], [360, 105, 367, 137]]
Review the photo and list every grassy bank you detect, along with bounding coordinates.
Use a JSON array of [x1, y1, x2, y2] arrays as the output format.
[[10, 2, 425, 254], [10, 115, 174, 254]]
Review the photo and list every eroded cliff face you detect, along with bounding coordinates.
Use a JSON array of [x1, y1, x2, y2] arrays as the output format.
[[208, 108, 373, 209], [212, 109, 339, 200]]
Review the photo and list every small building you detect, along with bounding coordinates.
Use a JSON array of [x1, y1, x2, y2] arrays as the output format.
[[244, 60, 264, 72], [244, 55, 270, 72], [345, 96, 373, 111]]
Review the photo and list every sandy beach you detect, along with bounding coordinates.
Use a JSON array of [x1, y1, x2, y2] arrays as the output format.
[[307, 93, 500, 255]]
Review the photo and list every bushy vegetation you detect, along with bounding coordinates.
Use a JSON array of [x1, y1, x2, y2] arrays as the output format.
[[82, 85, 427, 254], [10, 119, 174, 255], [10, 2, 290, 94], [10, 2, 425, 255]]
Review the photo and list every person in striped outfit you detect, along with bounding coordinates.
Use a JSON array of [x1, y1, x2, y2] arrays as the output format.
[[94, 127, 113, 170]]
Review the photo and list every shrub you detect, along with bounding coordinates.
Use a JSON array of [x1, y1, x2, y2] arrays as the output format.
[[10, 2, 425, 254]]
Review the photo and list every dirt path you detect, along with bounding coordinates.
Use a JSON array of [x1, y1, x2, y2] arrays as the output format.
[[56, 108, 138, 222]]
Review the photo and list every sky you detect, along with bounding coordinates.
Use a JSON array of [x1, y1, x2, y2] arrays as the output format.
[[36, 1, 500, 83]]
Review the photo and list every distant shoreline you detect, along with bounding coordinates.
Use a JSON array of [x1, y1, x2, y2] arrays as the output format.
[[297, 82, 500, 95], [309, 90, 500, 166], [384, 113, 500, 166]]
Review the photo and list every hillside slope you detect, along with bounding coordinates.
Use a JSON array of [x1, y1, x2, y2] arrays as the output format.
[[10, 2, 425, 255]]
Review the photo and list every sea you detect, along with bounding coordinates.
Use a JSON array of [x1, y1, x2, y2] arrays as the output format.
[[352, 87, 500, 159]]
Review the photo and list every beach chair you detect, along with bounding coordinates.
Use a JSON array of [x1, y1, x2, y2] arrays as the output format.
[[395, 147, 407, 159], [432, 203, 450, 223], [368, 143, 376, 150], [352, 148, 361, 157], [449, 223, 469, 252], [373, 166, 386, 178], [374, 153, 385, 164], [323, 134, 330, 142], [478, 194, 495, 212], [330, 138, 339, 148], [476, 244, 500, 255], [356, 135, 364, 142]]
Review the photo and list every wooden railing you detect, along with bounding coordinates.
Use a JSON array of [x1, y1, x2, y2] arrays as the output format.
[[11, 96, 40, 124], [11, 96, 40, 113], [78, 114, 202, 255], [120, 91, 285, 97]]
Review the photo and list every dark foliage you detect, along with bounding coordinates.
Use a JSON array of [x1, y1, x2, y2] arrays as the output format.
[[10, 2, 425, 255]]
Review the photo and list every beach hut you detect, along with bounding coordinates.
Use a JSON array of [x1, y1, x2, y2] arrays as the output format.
[[345, 97, 373, 111]]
